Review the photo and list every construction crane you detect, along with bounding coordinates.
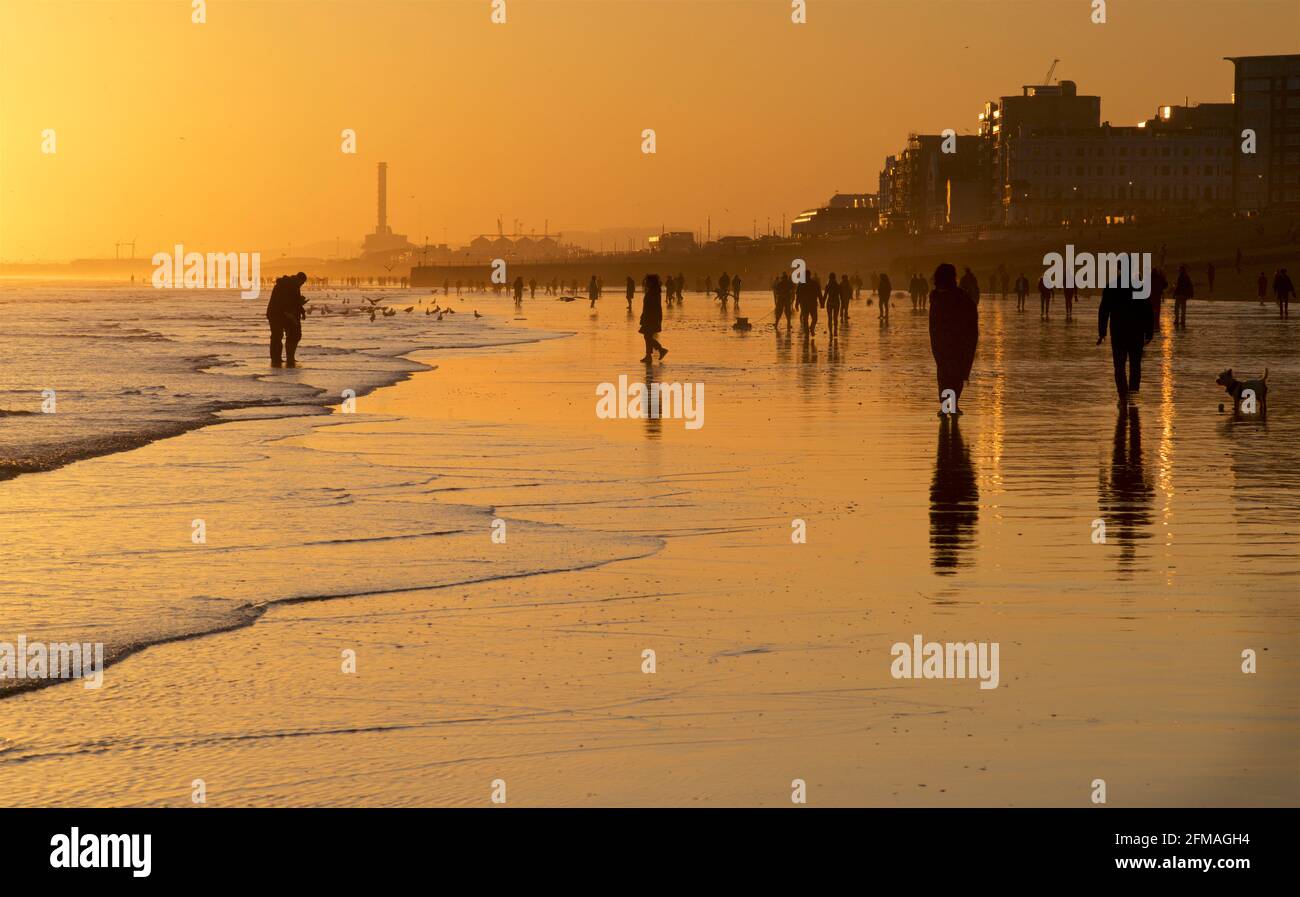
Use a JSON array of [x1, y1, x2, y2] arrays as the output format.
[[1042, 58, 1060, 85]]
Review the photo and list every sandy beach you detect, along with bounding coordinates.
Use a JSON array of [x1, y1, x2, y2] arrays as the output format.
[[0, 286, 1295, 807]]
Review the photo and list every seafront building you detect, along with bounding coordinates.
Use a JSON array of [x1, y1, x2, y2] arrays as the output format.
[[878, 53, 1299, 233]]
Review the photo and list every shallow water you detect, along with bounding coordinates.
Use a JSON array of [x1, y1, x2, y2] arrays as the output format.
[[0, 285, 1295, 806]]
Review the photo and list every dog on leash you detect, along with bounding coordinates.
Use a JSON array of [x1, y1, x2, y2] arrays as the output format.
[[1216, 368, 1268, 418]]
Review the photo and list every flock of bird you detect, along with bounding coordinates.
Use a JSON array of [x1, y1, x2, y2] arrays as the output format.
[[301, 292, 483, 323]]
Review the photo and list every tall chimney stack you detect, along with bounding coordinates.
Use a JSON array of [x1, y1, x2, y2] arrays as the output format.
[[377, 162, 388, 234]]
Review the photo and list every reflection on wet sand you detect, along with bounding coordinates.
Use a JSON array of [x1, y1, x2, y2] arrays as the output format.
[[1099, 406, 1154, 574], [930, 416, 978, 573]]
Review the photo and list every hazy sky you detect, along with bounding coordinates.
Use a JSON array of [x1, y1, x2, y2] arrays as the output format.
[[2, 0, 1296, 261]]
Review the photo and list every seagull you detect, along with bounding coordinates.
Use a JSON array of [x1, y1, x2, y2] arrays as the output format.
[[474, 310, 482, 318], [404, 306, 414, 313]]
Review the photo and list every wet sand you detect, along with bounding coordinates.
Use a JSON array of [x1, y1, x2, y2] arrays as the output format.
[[1, 291, 1296, 806]]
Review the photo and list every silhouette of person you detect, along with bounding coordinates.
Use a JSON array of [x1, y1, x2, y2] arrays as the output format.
[[1273, 267, 1294, 319], [959, 267, 980, 305], [733, 275, 742, 305], [1097, 282, 1154, 406], [1173, 264, 1193, 327], [796, 273, 819, 334], [776, 272, 795, 328], [513, 275, 525, 305], [588, 275, 599, 308], [824, 273, 841, 339], [930, 416, 978, 574], [1063, 284, 1076, 320], [929, 263, 978, 415], [266, 271, 307, 367], [1015, 273, 1029, 311], [717, 272, 731, 308], [639, 273, 668, 362], [625, 274, 635, 309], [529, 277, 537, 299], [1038, 276, 1053, 318], [877, 271, 892, 321]]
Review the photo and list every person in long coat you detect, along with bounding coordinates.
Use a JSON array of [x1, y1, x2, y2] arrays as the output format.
[[639, 273, 667, 362], [928, 263, 979, 415]]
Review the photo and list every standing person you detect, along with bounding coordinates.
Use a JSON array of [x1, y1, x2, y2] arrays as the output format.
[[1014, 273, 1029, 311], [1173, 264, 1193, 327], [853, 272, 863, 300], [529, 277, 537, 299], [676, 273, 686, 305], [717, 272, 731, 308], [877, 271, 892, 321], [928, 264, 978, 416], [587, 275, 600, 308], [1038, 276, 1053, 318], [638, 274, 668, 363], [1207, 261, 1216, 295], [266, 271, 308, 368], [1063, 285, 1076, 321], [959, 267, 980, 305], [1098, 281, 1154, 406], [776, 272, 795, 328], [1257, 271, 1269, 304], [732, 274, 742, 306], [626, 274, 636, 310], [824, 273, 841, 339], [513, 275, 525, 306], [796, 273, 820, 334], [1274, 267, 1295, 319]]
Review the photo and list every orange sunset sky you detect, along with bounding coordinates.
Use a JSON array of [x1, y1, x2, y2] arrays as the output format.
[[1, 0, 1296, 261]]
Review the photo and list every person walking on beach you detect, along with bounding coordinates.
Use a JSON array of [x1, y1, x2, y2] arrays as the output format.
[[959, 267, 980, 305], [1098, 280, 1154, 406], [717, 272, 732, 308], [1038, 276, 1053, 318], [587, 275, 600, 308], [1173, 265, 1193, 328], [1275, 267, 1295, 319], [513, 275, 525, 306], [797, 273, 820, 334], [529, 277, 537, 299], [1014, 273, 1029, 311], [266, 271, 307, 368], [877, 271, 892, 321], [732, 274, 742, 306], [776, 271, 794, 328], [639, 273, 668, 363], [824, 273, 842, 339], [626, 274, 636, 309], [1063, 285, 1076, 321], [929, 263, 978, 416]]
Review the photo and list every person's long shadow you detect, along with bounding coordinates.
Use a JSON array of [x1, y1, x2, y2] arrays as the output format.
[[930, 416, 978, 574], [1098, 405, 1153, 574]]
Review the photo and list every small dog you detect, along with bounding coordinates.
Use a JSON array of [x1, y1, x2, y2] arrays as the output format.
[[1216, 368, 1268, 418]]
